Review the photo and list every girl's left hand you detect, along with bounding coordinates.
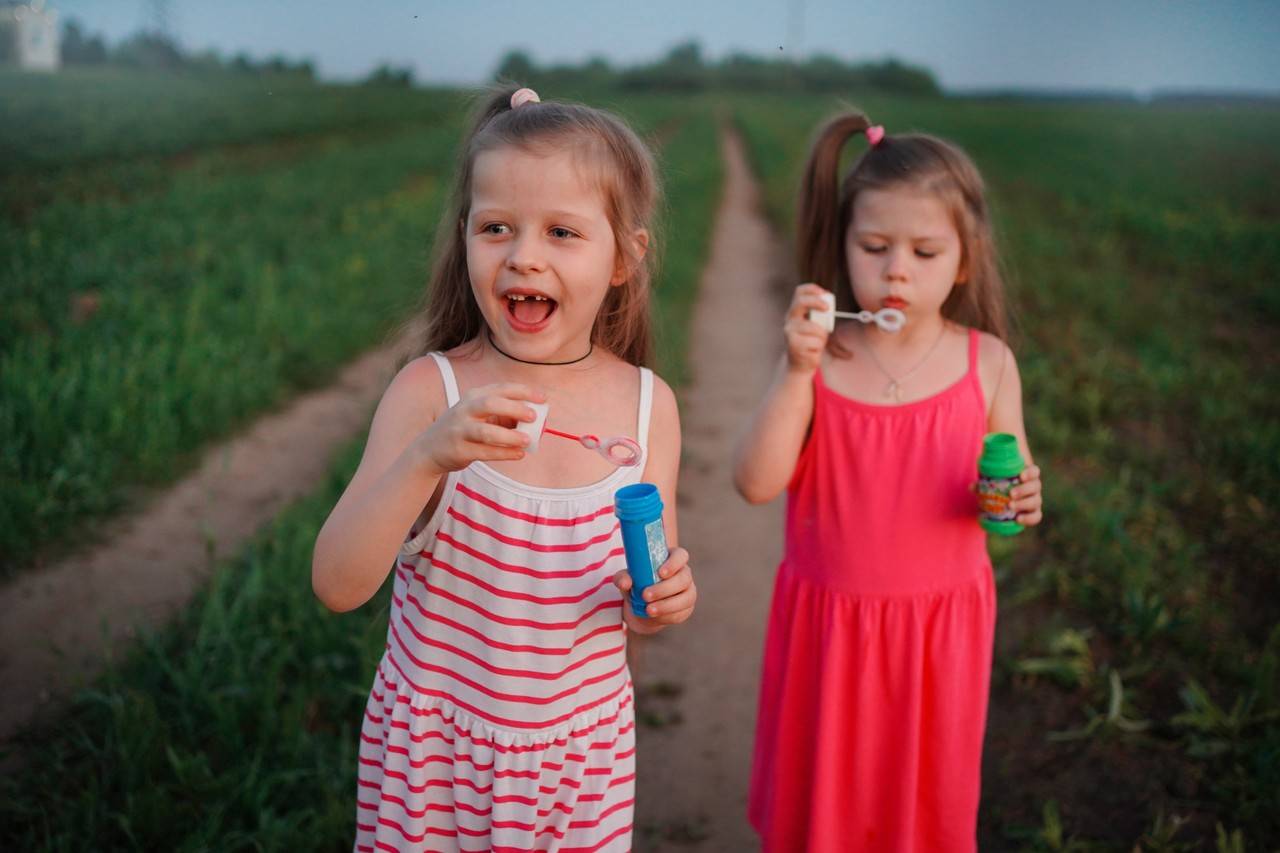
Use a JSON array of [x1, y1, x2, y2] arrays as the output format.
[[1012, 465, 1043, 527], [612, 547, 697, 635]]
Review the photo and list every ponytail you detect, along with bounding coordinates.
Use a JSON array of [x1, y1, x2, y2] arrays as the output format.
[[796, 111, 871, 307]]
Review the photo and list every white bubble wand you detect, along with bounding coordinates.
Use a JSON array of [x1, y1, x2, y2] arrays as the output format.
[[808, 291, 906, 333], [515, 402, 642, 467]]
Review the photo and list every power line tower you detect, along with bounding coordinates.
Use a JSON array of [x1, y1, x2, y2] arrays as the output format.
[[786, 0, 806, 59], [140, 0, 175, 42]]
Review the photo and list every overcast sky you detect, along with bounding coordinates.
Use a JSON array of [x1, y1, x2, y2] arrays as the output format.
[[55, 0, 1280, 95]]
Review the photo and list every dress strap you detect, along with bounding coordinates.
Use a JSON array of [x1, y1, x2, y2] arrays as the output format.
[[427, 352, 460, 407], [637, 367, 654, 451], [967, 327, 990, 415], [401, 353, 461, 555]]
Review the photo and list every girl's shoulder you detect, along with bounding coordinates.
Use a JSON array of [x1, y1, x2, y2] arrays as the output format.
[[647, 368, 679, 433], [972, 328, 1014, 370], [968, 328, 1020, 415], [377, 354, 452, 433]]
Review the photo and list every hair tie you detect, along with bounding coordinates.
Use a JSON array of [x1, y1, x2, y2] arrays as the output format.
[[510, 88, 541, 109], [866, 125, 885, 146]]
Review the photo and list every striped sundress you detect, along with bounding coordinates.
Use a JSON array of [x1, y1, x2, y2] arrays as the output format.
[[354, 352, 650, 853]]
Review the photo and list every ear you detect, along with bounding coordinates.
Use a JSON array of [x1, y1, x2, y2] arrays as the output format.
[[610, 228, 650, 287]]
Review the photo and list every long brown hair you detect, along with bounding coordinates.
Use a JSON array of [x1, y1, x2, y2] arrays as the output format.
[[796, 109, 1010, 354], [416, 85, 661, 366]]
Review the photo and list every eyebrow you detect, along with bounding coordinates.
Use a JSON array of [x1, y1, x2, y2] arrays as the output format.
[[469, 207, 597, 225], [853, 230, 951, 243]]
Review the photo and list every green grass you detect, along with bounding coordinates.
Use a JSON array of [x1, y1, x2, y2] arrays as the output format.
[[734, 93, 1280, 847], [0, 441, 379, 850], [1, 118, 461, 574], [649, 109, 723, 386], [0, 68, 463, 170]]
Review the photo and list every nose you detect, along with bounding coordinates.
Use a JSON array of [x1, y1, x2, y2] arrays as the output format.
[[506, 233, 545, 274], [883, 247, 910, 282]]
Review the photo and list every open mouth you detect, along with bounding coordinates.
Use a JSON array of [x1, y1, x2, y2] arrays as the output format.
[[504, 290, 558, 330]]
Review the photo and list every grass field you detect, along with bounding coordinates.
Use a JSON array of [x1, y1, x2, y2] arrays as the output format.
[[735, 92, 1280, 847]]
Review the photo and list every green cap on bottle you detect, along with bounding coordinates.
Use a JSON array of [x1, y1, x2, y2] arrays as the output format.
[[977, 433, 1025, 535]]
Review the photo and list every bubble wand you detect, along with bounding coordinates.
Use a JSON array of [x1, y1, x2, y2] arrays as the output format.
[[516, 403, 642, 467], [808, 292, 906, 333], [513, 401, 655, 615]]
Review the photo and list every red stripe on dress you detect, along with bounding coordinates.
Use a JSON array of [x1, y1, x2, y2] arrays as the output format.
[[414, 580, 620, 630], [448, 506, 620, 552], [424, 555, 615, 605], [400, 594, 622, 656], [376, 815, 458, 843], [390, 622, 628, 705], [561, 822, 634, 853], [490, 820, 632, 853], [366, 688, 634, 753], [396, 611, 625, 680], [375, 766, 495, 796], [382, 743, 550, 775], [577, 773, 636, 803], [515, 798, 633, 839], [434, 530, 625, 579], [379, 718, 636, 752], [372, 788, 611, 830], [385, 652, 629, 730], [455, 481, 614, 527]]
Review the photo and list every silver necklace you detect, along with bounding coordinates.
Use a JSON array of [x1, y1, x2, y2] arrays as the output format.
[[857, 324, 949, 402]]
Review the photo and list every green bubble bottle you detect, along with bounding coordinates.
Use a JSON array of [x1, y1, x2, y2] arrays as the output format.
[[977, 433, 1025, 536]]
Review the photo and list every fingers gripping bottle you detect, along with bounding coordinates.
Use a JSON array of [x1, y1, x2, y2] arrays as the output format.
[[613, 483, 668, 617], [976, 433, 1025, 536]]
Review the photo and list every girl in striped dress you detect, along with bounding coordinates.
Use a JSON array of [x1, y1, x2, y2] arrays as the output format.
[[312, 86, 697, 852]]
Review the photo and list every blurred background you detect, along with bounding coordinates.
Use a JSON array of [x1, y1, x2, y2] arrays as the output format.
[[1, 0, 1277, 849]]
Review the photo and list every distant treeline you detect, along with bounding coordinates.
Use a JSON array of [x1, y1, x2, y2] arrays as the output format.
[[55, 18, 329, 80], [495, 41, 941, 96], [47, 17, 939, 96]]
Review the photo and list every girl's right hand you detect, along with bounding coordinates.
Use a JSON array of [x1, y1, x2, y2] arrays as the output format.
[[784, 283, 833, 374], [414, 383, 546, 476]]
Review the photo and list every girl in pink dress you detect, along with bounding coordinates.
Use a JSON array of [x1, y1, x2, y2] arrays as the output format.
[[734, 112, 1044, 852], [312, 87, 698, 852]]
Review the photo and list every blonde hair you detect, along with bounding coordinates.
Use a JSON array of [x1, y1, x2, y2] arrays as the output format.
[[796, 109, 1010, 355], [417, 85, 662, 366]]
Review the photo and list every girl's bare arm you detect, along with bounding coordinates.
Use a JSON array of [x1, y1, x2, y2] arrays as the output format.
[[732, 283, 831, 504], [614, 375, 696, 634], [985, 339, 1043, 527], [312, 359, 541, 611]]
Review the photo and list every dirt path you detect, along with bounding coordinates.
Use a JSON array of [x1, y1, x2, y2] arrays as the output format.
[[633, 126, 788, 851], [0, 335, 414, 741]]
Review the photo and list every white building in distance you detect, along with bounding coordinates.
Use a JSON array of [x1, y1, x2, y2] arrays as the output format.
[[1, 1, 61, 71]]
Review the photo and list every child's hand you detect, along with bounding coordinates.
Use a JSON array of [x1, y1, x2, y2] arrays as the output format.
[[1012, 465, 1043, 527], [785, 283, 832, 374], [612, 547, 696, 635], [414, 383, 545, 476]]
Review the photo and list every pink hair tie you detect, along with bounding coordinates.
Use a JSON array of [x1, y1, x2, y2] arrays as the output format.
[[510, 88, 541, 109], [866, 125, 885, 146]]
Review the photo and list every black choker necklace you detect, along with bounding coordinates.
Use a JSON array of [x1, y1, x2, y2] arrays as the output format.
[[487, 330, 593, 366]]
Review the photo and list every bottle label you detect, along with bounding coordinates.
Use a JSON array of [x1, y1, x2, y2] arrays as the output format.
[[976, 475, 1019, 522], [643, 518, 669, 585]]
